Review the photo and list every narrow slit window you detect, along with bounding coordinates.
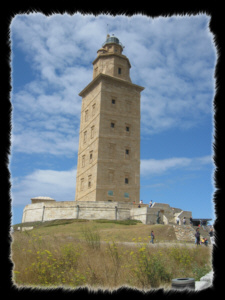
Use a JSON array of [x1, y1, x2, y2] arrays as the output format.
[[89, 151, 93, 163], [91, 126, 95, 138], [88, 175, 92, 188], [83, 131, 87, 143], [85, 110, 88, 122], [82, 155, 85, 167], [80, 178, 84, 191], [125, 149, 130, 158]]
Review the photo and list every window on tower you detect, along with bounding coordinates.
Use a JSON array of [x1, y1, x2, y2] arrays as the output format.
[[125, 177, 129, 184], [80, 178, 84, 191], [91, 126, 95, 138], [89, 151, 93, 163], [92, 103, 96, 116], [83, 131, 87, 143], [82, 155, 85, 167], [85, 110, 88, 122], [125, 149, 130, 158], [88, 175, 92, 188], [118, 68, 122, 74]]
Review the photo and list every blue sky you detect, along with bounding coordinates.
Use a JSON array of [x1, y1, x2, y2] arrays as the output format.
[[10, 13, 216, 225]]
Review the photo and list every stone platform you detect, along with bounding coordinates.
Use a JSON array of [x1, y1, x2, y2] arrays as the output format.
[[22, 198, 192, 225]]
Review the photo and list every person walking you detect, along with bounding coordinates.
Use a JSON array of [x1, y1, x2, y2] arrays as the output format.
[[150, 231, 155, 244], [195, 228, 200, 245]]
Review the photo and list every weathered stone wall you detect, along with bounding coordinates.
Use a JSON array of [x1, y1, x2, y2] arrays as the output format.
[[76, 201, 131, 220], [177, 210, 192, 223], [22, 201, 132, 223], [22, 202, 45, 223], [22, 200, 192, 226], [130, 207, 164, 225], [75, 80, 102, 202], [22, 202, 77, 223]]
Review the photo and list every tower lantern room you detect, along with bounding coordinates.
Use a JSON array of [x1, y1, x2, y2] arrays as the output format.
[[92, 34, 132, 82]]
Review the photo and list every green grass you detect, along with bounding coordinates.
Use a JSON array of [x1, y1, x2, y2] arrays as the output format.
[[95, 219, 142, 225], [14, 219, 177, 243], [11, 222, 212, 290]]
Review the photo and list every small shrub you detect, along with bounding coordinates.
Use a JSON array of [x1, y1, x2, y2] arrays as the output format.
[[168, 247, 192, 269], [106, 242, 121, 285], [21, 245, 86, 287], [131, 245, 171, 288], [82, 227, 101, 250], [95, 219, 141, 225]]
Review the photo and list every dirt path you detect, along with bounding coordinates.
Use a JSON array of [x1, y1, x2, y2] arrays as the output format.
[[102, 240, 210, 248]]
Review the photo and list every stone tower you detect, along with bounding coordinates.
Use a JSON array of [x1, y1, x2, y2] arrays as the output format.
[[75, 35, 144, 203]]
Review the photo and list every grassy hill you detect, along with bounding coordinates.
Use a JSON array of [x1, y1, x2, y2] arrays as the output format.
[[11, 219, 212, 290], [13, 219, 178, 243]]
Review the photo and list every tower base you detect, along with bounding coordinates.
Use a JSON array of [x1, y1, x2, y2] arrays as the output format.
[[21, 200, 192, 225]]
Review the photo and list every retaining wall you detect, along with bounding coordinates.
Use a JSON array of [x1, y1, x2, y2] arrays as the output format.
[[22, 201, 132, 223], [22, 200, 192, 225]]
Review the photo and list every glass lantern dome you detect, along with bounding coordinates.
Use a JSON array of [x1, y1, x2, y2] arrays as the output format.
[[102, 35, 124, 48]]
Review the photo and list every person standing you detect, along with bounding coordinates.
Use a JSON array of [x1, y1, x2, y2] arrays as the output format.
[[183, 217, 186, 225], [150, 231, 155, 244], [149, 200, 153, 208], [176, 216, 180, 225], [209, 228, 214, 245], [195, 228, 200, 245]]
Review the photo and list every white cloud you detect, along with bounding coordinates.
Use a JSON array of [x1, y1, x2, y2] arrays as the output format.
[[141, 155, 212, 177], [11, 168, 77, 205], [11, 129, 79, 156], [11, 155, 213, 206], [10, 13, 216, 156]]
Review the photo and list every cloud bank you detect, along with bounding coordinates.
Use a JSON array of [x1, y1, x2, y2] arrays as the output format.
[[11, 13, 215, 156]]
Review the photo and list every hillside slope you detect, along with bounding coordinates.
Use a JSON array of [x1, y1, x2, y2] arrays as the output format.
[[12, 219, 208, 244]]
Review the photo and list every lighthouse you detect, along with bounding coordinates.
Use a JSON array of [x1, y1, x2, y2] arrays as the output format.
[[75, 34, 144, 203]]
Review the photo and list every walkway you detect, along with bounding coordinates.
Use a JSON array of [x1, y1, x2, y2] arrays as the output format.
[[104, 240, 210, 248]]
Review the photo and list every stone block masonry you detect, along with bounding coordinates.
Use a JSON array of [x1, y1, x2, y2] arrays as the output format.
[[22, 201, 132, 223], [22, 200, 192, 226], [75, 34, 144, 204]]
